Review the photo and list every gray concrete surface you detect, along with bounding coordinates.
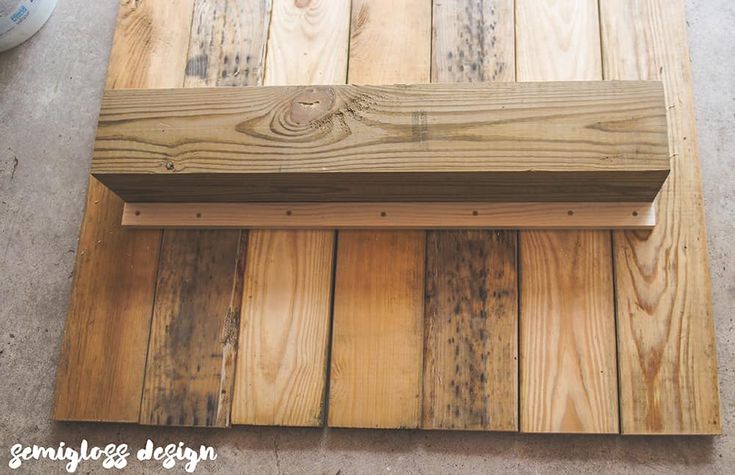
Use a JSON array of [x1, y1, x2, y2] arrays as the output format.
[[0, 0, 733, 473]]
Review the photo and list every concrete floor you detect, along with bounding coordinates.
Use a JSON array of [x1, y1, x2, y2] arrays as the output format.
[[0, 0, 733, 473]]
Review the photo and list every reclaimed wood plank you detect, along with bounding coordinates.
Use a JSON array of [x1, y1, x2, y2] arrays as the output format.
[[53, 0, 194, 422], [422, 0, 518, 432], [139, 0, 271, 427], [140, 231, 246, 426], [232, 231, 334, 426], [517, 0, 619, 434], [600, 0, 721, 435], [327, 0, 431, 429], [91, 81, 669, 203], [121, 201, 657, 230], [231, 0, 349, 426]]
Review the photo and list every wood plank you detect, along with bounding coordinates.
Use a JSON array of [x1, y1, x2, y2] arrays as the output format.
[[329, 231, 426, 428], [517, 0, 619, 434], [122, 201, 657, 230], [139, 0, 271, 428], [139, 231, 246, 426], [231, 0, 350, 427], [327, 0, 431, 429], [600, 0, 721, 435], [53, 0, 194, 422], [91, 81, 670, 203], [232, 231, 334, 426], [422, 0, 517, 432]]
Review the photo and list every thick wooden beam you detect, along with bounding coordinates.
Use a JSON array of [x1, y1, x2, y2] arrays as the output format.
[[91, 81, 670, 203]]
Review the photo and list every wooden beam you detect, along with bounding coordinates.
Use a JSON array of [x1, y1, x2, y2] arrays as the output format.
[[601, 0, 721, 435], [91, 81, 670, 203], [121, 201, 656, 229], [517, 0, 620, 434], [53, 0, 194, 423]]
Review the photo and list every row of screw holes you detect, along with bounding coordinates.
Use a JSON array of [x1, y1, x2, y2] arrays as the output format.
[[131, 209, 640, 218]]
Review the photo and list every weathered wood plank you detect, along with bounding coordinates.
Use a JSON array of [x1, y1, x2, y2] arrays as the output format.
[[232, 231, 334, 426], [517, 0, 619, 434], [231, 0, 349, 426], [91, 81, 670, 203], [121, 201, 657, 230], [138, 0, 271, 428], [600, 0, 721, 435], [327, 0, 431, 429], [422, 0, 518, 432], [329, 231, 426, 428], [140, 231, 246, 427], [53, 0, 194, 422]]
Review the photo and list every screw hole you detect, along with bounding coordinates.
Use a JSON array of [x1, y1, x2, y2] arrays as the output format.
[[567, 210, 574, 216], [632, 211, 639, 217], [286, 210, 292, 216], [380, 211, 387, 217], [196, 213, 202, 218], [135, 210, 141, 216], [472, 210, 479, 216]]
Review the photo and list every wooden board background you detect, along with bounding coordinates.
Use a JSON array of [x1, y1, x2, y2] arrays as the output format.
[[54, 0, 720, 435]]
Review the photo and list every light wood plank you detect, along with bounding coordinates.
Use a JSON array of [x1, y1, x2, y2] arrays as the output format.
[[91, 81, 669, 203], [122, 201, 656, 230], [600, 0, 721, 435], [232, 231, 334, 426], [329, 231, 426, 428], [231, 0, 349, 427], [327, 0, 431, 429], [140, 231, 246, 427], [138, 0, 271, 428], [422, 0, 517, 432], [53, 0, 194, 422], [517, 0, 619, 434]]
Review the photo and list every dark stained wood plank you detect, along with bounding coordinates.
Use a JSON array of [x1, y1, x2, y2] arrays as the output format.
[[140, 231, 246, 427], [139, 0, 272, 427], [516, 0, 619, 434], [600, 0, 721, 434], [422, 0, 518, 432], [53, 0, 195, 422]]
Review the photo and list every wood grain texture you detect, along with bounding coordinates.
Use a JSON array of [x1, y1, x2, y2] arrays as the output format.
[[230, 0, 348, 427], [122, 201, 657, 230], [517, 0, 619, 434], [232, 231, 334, 426], [139, 0, 271, 428], [601, 0, 721, 435], [140, 231, 246, 427], [184, 0, 271, 88], [53, 0, 194, 422], [91, 81, 669, 203], [264, 0, 350, 85], [329, 231, 426, 428], [327, 0, 431, 429], [422, 0, 518, 432]]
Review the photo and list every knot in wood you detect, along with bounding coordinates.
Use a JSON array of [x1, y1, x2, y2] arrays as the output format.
[[289, 87, 336, 125]]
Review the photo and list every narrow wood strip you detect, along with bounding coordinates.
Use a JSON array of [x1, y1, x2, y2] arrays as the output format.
[[122, 202, 656, 230], [232, 0, 350, 426], [139, 0, 271, 427], [53, 0, 194, 422], [422, 0, 518, 432], [140, 231, 246, 426], [517, 0, 619, 434], [600, 0, 721, 435], [328, 0, 431, 429]]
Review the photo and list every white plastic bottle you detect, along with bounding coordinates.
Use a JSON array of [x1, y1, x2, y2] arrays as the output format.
[[0, 0, 57, 53]]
